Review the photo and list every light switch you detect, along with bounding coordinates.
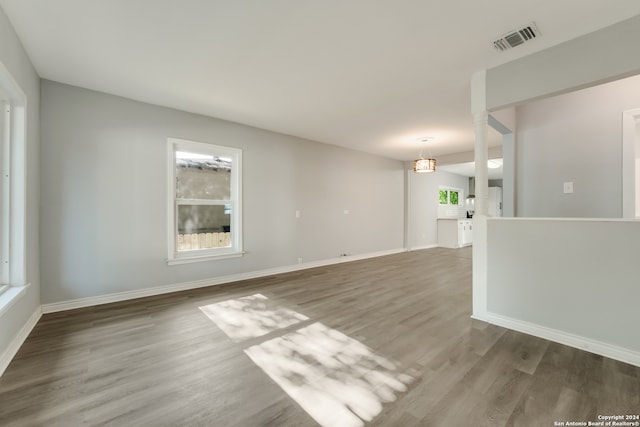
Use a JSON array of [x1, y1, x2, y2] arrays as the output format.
[[344, 209, 350, 215], [295, 210, 301, 218], [563, 182, 574, 194]]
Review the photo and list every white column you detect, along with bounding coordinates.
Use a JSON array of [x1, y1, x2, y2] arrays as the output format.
[[471, 70, 489, 321], [474, 111, 489, 217], [501, 132, 516, 217]]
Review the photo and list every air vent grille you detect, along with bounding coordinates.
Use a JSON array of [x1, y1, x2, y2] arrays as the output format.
[[493, 23, 539, 52]]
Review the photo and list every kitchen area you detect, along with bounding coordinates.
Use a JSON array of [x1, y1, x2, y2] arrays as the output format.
[[406, 157, 503, 250]]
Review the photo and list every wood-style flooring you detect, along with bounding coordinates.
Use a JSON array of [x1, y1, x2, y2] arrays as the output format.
[[1, 247, 639, 426]]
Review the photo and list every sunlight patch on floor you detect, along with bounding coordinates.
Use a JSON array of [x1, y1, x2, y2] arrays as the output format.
[[199, 294, 308, 342], [245, 322, 413, 427]]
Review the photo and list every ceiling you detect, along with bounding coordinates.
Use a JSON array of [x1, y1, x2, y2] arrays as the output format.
[[438, 159, 503, 180], [2, 1, 639, 161]]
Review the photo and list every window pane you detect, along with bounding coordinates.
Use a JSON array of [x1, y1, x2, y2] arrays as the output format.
[[450, 191, 459, 205], [175, 151, 231, 200], [177, 204, 231, 251], [439, 189, 448, 204]]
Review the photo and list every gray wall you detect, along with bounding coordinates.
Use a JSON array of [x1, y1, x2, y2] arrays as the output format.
[[407, 169, 469, 249], [0, 7, 40, 358], [486, 14, 640, 111], [480, 14, 640, 365], [40, 80, 405, 304], [516, 74, 640, 218], [487, 218, 640, 355]]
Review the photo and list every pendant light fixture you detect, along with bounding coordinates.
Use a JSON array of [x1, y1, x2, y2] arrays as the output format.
[[413, 137, 436, 173]]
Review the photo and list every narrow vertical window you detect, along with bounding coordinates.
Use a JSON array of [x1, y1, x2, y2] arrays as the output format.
[[0, 97, 8, 295], [0, 61, 27, 298], [167, 138, 242, 264]]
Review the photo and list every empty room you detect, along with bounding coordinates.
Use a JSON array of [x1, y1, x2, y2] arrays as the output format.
[[1, 1, 639, 426]]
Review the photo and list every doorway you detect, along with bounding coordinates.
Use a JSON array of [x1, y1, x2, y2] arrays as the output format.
[[622, 108, 640, 218]]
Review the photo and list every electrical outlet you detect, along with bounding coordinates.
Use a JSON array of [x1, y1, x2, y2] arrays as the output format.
[[563, 182, 574, 194]]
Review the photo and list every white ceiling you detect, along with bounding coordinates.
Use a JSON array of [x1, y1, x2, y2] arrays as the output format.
[[438, 160, 503, 180], [2, 1, 639, 160]]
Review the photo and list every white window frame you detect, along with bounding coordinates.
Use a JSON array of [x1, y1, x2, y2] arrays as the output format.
[[439, 186, 464, 207], [0, 60, 28, 313], [0, 97, 10, 296], [438, 185, 465, 219], [167, 137, 243, 265]]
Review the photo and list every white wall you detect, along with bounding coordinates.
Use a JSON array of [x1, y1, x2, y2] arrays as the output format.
[[407, 169, 468, 249], [487, 218, 640, 364], [40, 80, 405, 304], [0, 6, 40, 366], [516, 74, 640, 218]]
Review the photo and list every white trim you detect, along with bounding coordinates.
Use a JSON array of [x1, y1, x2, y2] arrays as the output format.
[[0, 60, 27, 288], [0, 283, 28, 317], [167, 137, 243, 263], [42, 248, 406, 314], [489, 216, 640, 223], [470, 314, 489, 322], [166, 250, 245, 265], [438, 242, 472, 249], [472, 215, 488, 320], [438, 185, 464, 205], [622, 108, 640, 219], [0, 100, 10, 283], [408, 244, 438, 251], [404, 169, 411, 251], [483, 312, 640, 368], [0, 305, 41, 377]]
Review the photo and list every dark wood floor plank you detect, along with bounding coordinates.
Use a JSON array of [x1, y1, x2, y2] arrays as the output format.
[[505, 341, 575, 427], [466, 368, 533, 427], [597, 357, 640, 416]]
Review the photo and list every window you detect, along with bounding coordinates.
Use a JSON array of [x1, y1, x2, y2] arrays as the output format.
[[167, 138, 242, 264], [0, 61, 27, 305], [438, 186, 464, 218], [0, 96, 8, 296], [439, 188, 461, 206]]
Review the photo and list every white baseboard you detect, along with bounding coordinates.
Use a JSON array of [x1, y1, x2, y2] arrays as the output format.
[[438, 243, 472, 249], [484, 312, 640, 368], [408, 244, 438, 251], [470, 313, 488, 322], [42, 248, 407, 314], [0, 306, 42, 377]]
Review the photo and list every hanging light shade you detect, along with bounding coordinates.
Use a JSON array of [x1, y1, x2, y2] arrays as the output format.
[[413, 158, 436, 173], [413, 137, 437, 173]]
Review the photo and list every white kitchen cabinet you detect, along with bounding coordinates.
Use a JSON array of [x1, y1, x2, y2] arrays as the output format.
[[437, 219, 473, 248], [459, 219, 473, 246]]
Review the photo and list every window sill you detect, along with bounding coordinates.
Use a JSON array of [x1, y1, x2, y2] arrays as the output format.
[[167, 251, 245, 265], [0, 284, 29, 318]]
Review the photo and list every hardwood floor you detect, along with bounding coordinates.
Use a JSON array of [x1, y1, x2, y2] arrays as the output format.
[[1, 247, 638, 426]]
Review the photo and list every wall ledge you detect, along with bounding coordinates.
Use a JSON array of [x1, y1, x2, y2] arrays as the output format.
[[0, 284, 29, 318], [484, 312, 640, 368], [42, 248, 407, 314]]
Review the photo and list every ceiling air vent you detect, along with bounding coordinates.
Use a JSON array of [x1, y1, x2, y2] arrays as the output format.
[[492, 23, 539, 52]]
